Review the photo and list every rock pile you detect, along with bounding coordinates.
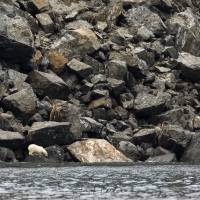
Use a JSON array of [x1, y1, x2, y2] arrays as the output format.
[[1, 0, 200, 163]]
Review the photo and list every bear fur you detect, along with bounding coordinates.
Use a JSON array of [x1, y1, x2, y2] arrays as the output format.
[[28, 144, 48, 157]]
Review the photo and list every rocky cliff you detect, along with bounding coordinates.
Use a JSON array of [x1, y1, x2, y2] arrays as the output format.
[[1, 0, 200, 163]]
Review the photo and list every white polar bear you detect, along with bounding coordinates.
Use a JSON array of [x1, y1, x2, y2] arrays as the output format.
[[28, 144, 48, 157]]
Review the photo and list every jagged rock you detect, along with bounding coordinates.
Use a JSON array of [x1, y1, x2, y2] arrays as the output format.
[[45, 145, 64, 162], [125, 6, 166, 36], [118, 141, 141, 161], [180, 133, 200, 163], [133, 92, 166, 118], [88, 97, 112, 110], [107, 78, 125, 96], [166, 8, 200, 57], [68, 58, 93, 79], [27, 121, 71, 147], [47, 52, 68, 74], [137, 26, 155, 41], [0, 2, 34, 63], [26, 70, 70, 100], [105, 60, 127, 80], [50, 101, 82, 140], [132, 128, 158, 147], [119, 93, 134, 109], [177, 52, 200, 82], [67, 139, 132, 163], [0, 147, 16, 162], [0, 113, 23, 133], [158, 125, 192, 159], [146, 153, 177, 163], [49, 28, 100, 60], [80, 117, 104, 137], [30, 0, 51, 13], [2, 88, 37, 121], [36, 13, 54, 33], [0, 130, 25, 150]]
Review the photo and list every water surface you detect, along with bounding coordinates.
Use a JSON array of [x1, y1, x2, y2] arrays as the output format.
[[0, 163, 199, 199]]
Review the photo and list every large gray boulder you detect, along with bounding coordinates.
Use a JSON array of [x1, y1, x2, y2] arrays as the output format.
[[27, 121, 72, 147], [0, 147, 16, 162], [0, 2, 34, 63], [2, 88, 37, 121], [0, 130, 25, 150], [26, 70, 70, 100], [177, 52, 200, 82], [67, 139, 132, 163]]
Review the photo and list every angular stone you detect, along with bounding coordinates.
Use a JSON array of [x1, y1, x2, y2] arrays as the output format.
[[68, 59, 93, 79], [125, 6, 166, 36], [88, 97, 112, 110], [105, 60, 127, 80], [0, 130, 25, 150], [0, 2, 34, 63], [27, 121, 71, 147], [120, 93, 134, 109], [0, 147, 16, 162], [50, 101, 82, 141], [194, 116, 200, 129], [181, 133, 200, 163], [26, 70, 70, 100], [177, 52, 200, 82], [31, 0, 50, 13], [47, 52, 68, 74], [107, 78, 125, 96], [159, 125, 192, 159], [133, 92, 166, 118], [45, 145, 64, 162], [146, 153, 177, 163], [67, 139, 132, 163], [2, 88, 37, 121], [36, 13, 54, 33], [132, 128, 158, 147], [118, 141, 141, 161]]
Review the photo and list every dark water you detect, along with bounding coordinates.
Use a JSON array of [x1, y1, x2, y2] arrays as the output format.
[[0, 163, 200, 200]]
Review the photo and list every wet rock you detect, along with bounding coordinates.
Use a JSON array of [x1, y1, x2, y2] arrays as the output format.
[[133, 92, 166, 118], [0, 147, 16, 162], [158, 125, 192, 159], [0, 130, 25, 150], [177, 52, 200, 82], [180, 133, 200, 163], [45, 145, 64, 162], [26, 70, 70, 100], [47, 52, 68, 74], [2, 88, 37, 122], [132, 128, 158, 147], [68, 59, 93, 79], [125, 6, 166, 36], [146, 153, 177, 163], [0, 2, 34, 63], [50, 101, 82, 141], [27, 121, 71, 147], [67, 139, 132, 163], [118, 141, 141, 161]]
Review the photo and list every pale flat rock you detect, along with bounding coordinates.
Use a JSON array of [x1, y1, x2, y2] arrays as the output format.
[[67, 139, 132, 163]]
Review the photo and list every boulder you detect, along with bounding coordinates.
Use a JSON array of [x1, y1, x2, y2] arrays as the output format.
[[26, 70, 70, 100], [133, 92, 166, 118], [146, 153, 177, 163], [67, 139, 132, 163], [180, 133, 200, 163], [2, 88, 37, 121], [125, 6, 166, 36], [36, 13, 54, 33], [0, 2, 34, 63], [50, 101, 82, 140], [45, 145, 64, 162], [132, 128, 158, 147], [177, 52, 200, 82], [0, 147, 16, 162], [27, 121, 72, 147], [0, 130, 25, 150]]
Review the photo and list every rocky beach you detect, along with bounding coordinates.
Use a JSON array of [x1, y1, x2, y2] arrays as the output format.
[[0, 0, 200, 163]]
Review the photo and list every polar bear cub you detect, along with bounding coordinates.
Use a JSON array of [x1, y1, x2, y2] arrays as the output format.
[[28, 144, 48, 157]]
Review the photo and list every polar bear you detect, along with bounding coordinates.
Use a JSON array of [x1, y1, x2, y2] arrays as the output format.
[[28, 144, 48, 157]]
